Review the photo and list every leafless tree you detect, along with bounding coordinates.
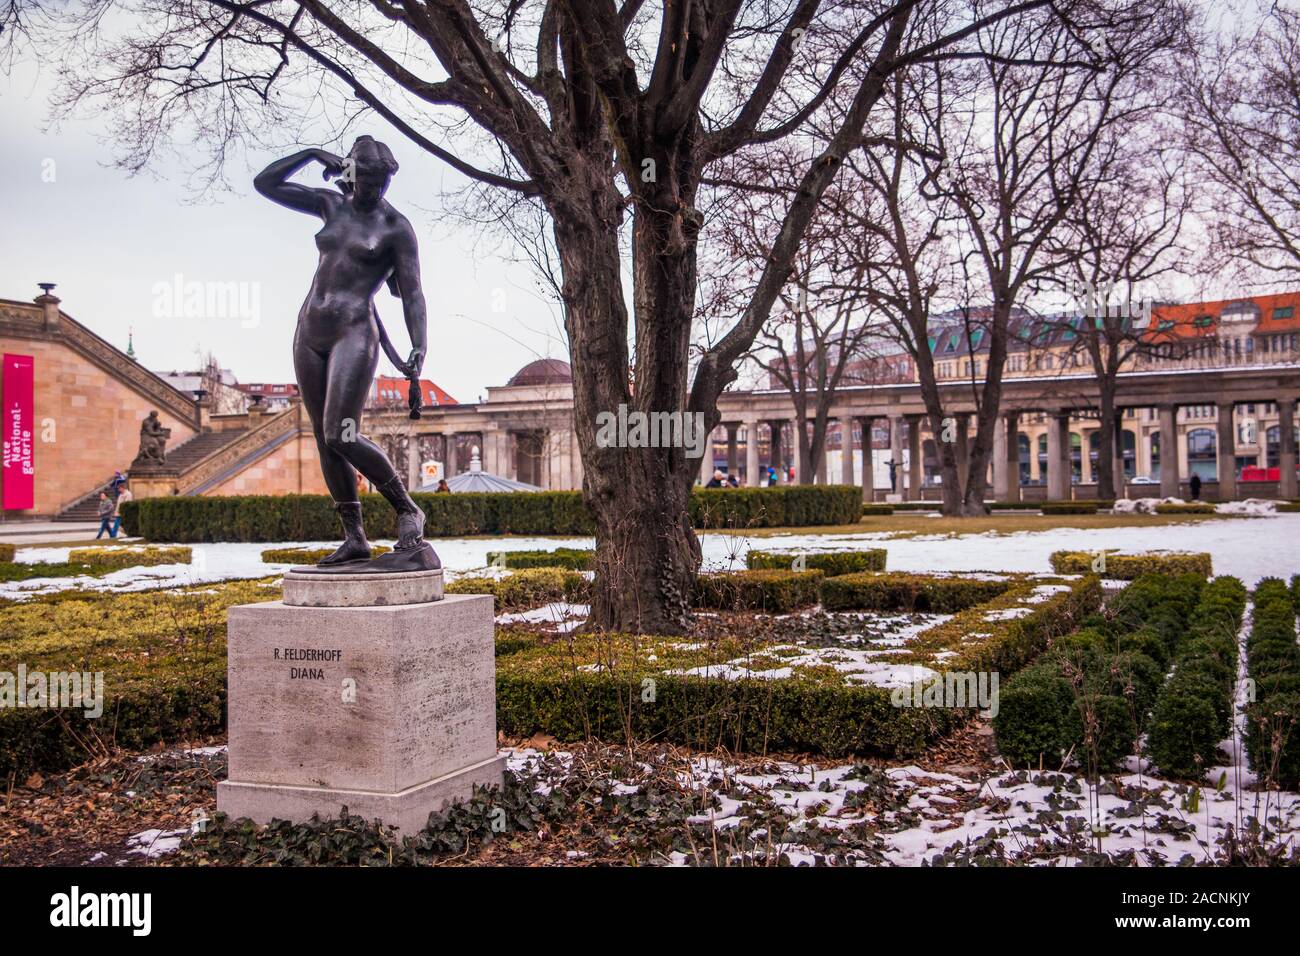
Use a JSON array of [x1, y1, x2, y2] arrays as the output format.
[[703, 144, 893, 484], [1045, 121, 1193, 499], [847, 1, 1184, 514], [1180, 3, 1300, 284], [4, 0, 1152, 631]]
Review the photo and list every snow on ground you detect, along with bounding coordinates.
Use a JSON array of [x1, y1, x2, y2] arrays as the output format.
[[496, 602, 589, 633], [6, 511, 1298, 598]]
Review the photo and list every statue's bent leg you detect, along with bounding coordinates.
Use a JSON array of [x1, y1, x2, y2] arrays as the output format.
[[322, 332, 426, 551], [295, 339, 370, 564]]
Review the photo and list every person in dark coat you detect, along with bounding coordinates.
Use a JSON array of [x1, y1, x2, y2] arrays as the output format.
[[1189, 473, 1202, 500]]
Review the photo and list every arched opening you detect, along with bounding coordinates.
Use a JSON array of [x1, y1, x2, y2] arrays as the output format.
[[1150, 431, 1161, 480], [1017, 433, 1031, 484], [1036, 434, 1048, 484], [1187, 427, 1216, 481], [1069, 432, 1083, 483], [922, 438, 941, 485]]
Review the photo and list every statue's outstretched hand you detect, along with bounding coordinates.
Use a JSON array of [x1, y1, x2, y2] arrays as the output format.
[[405, 347, 426, 377]]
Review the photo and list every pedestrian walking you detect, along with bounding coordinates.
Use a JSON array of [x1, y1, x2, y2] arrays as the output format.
[[111, 486, 133, 537], [95, 492, 115, 539]]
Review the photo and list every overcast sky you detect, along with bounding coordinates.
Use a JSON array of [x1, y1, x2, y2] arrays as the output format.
[[0, 58, 570, 404]]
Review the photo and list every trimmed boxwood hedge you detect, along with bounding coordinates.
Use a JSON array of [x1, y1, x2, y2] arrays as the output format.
[[1244, 577, 1300, 788], [1049, 550, 1212, 580], [821, 572, 1012, 613], [261, 545, 391, 564], [446, 568, 589, 611], [692, 569, 825, 613], [496, 574, 1100, 757], [745, 549, 886, 575], [1144, 576, 1247, 778], [861, 504, 895, 515], [66, 545, 192, 570], [121, 485, 864, 542], [1039, 502, 1099, 515], [0, 544, 14, 562], [993, 573, 1208, 772], [484, 547, 594, 571], [1153, 503, 1217, 515]]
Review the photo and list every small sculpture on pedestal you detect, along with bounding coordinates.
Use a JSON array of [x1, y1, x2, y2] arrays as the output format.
[[133, 410, 170, 466]]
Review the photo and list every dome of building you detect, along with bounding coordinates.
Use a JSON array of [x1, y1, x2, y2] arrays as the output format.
[[507, 358, 571, 387]]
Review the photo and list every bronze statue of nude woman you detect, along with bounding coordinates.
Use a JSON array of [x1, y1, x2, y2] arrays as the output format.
[[254, 136, 438, 573]]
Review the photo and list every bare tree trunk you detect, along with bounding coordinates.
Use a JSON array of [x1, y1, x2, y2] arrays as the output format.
[[558, 191, 701, 635]]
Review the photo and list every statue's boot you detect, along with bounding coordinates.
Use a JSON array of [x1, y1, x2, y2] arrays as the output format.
[[318, 501, 371, 565], [375, 475, 427, 550]]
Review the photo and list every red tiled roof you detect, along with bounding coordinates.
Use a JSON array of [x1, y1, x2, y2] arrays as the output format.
[[373, 376, 457, 406], [1147, 291, 1300, 340]]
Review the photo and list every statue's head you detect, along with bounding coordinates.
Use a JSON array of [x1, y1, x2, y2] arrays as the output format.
[[345, 135, 399, 208]]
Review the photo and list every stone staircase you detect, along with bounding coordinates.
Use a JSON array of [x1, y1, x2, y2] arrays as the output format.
[[55, 422, 271, 520]]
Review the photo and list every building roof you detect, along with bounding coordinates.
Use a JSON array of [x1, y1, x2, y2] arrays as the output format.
[[507, 358, 571, 387], [1146, 291, 1300, 341], [423, 446, 541, 493], [372, 376, 457, 407]]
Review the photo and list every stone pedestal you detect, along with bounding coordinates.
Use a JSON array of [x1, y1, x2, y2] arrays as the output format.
[[126, 464, 180, 499], [216, 584, 503, 836]]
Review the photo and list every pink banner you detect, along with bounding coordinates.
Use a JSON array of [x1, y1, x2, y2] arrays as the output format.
[[2, 353, 35, 510]]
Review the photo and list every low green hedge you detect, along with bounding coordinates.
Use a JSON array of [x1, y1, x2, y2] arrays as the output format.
[[1153, 503, 1217, 515], [1277, 503, 1300, 513], [66, 545, 192, 570], [446, 568, 589, 611], [121, 486, 863, 542], [692, 570, 825, 613], [745, 549, 886, 575], [993, 573, 1208, 772], [1049, 550, 1213, 580], [1039, 502, 1099, 515], [821, 572, 1012, 613], [0, 579, 277, 780], [0, 560, 101, 583], [484, 548, 594, 571], [861, 504, 895, 515], [0, 544, 14, 563], [496, 574, 1100, 758], [987, 502, 1046, 511], [1245, 577, 1300, 788], [1145, 577, 1247, 778], [260, 546, 391, 564]]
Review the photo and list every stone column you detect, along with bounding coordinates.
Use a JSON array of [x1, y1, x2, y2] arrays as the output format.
[[700, 426, 717, 483], [993, 413, 1007, 500], [725, 422, 739, 477], [1047, 411, 1071, 501], [1280, 397, 1298, 500], [767, 420, 784, 474], [1216, 402, 1237, 500], [954, 413, 970, 480], [889, 415, 905, 496], [444, 432, 458, 478], [839, 415, 855, 486], [1158, 405, 1180, 498], [407, 423, 421, 489], [906, 414, 923, 501], [745, 419, 761, 487], [859, 416, 875, 502], [1005, 411, 1021, 502], [1112, 413, 1126, 497]]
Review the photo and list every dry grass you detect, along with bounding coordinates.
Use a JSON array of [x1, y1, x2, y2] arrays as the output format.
[[740, 511, 1245, 539]]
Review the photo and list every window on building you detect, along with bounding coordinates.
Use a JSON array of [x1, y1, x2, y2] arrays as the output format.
[[1274, 306, 1294, 320]]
